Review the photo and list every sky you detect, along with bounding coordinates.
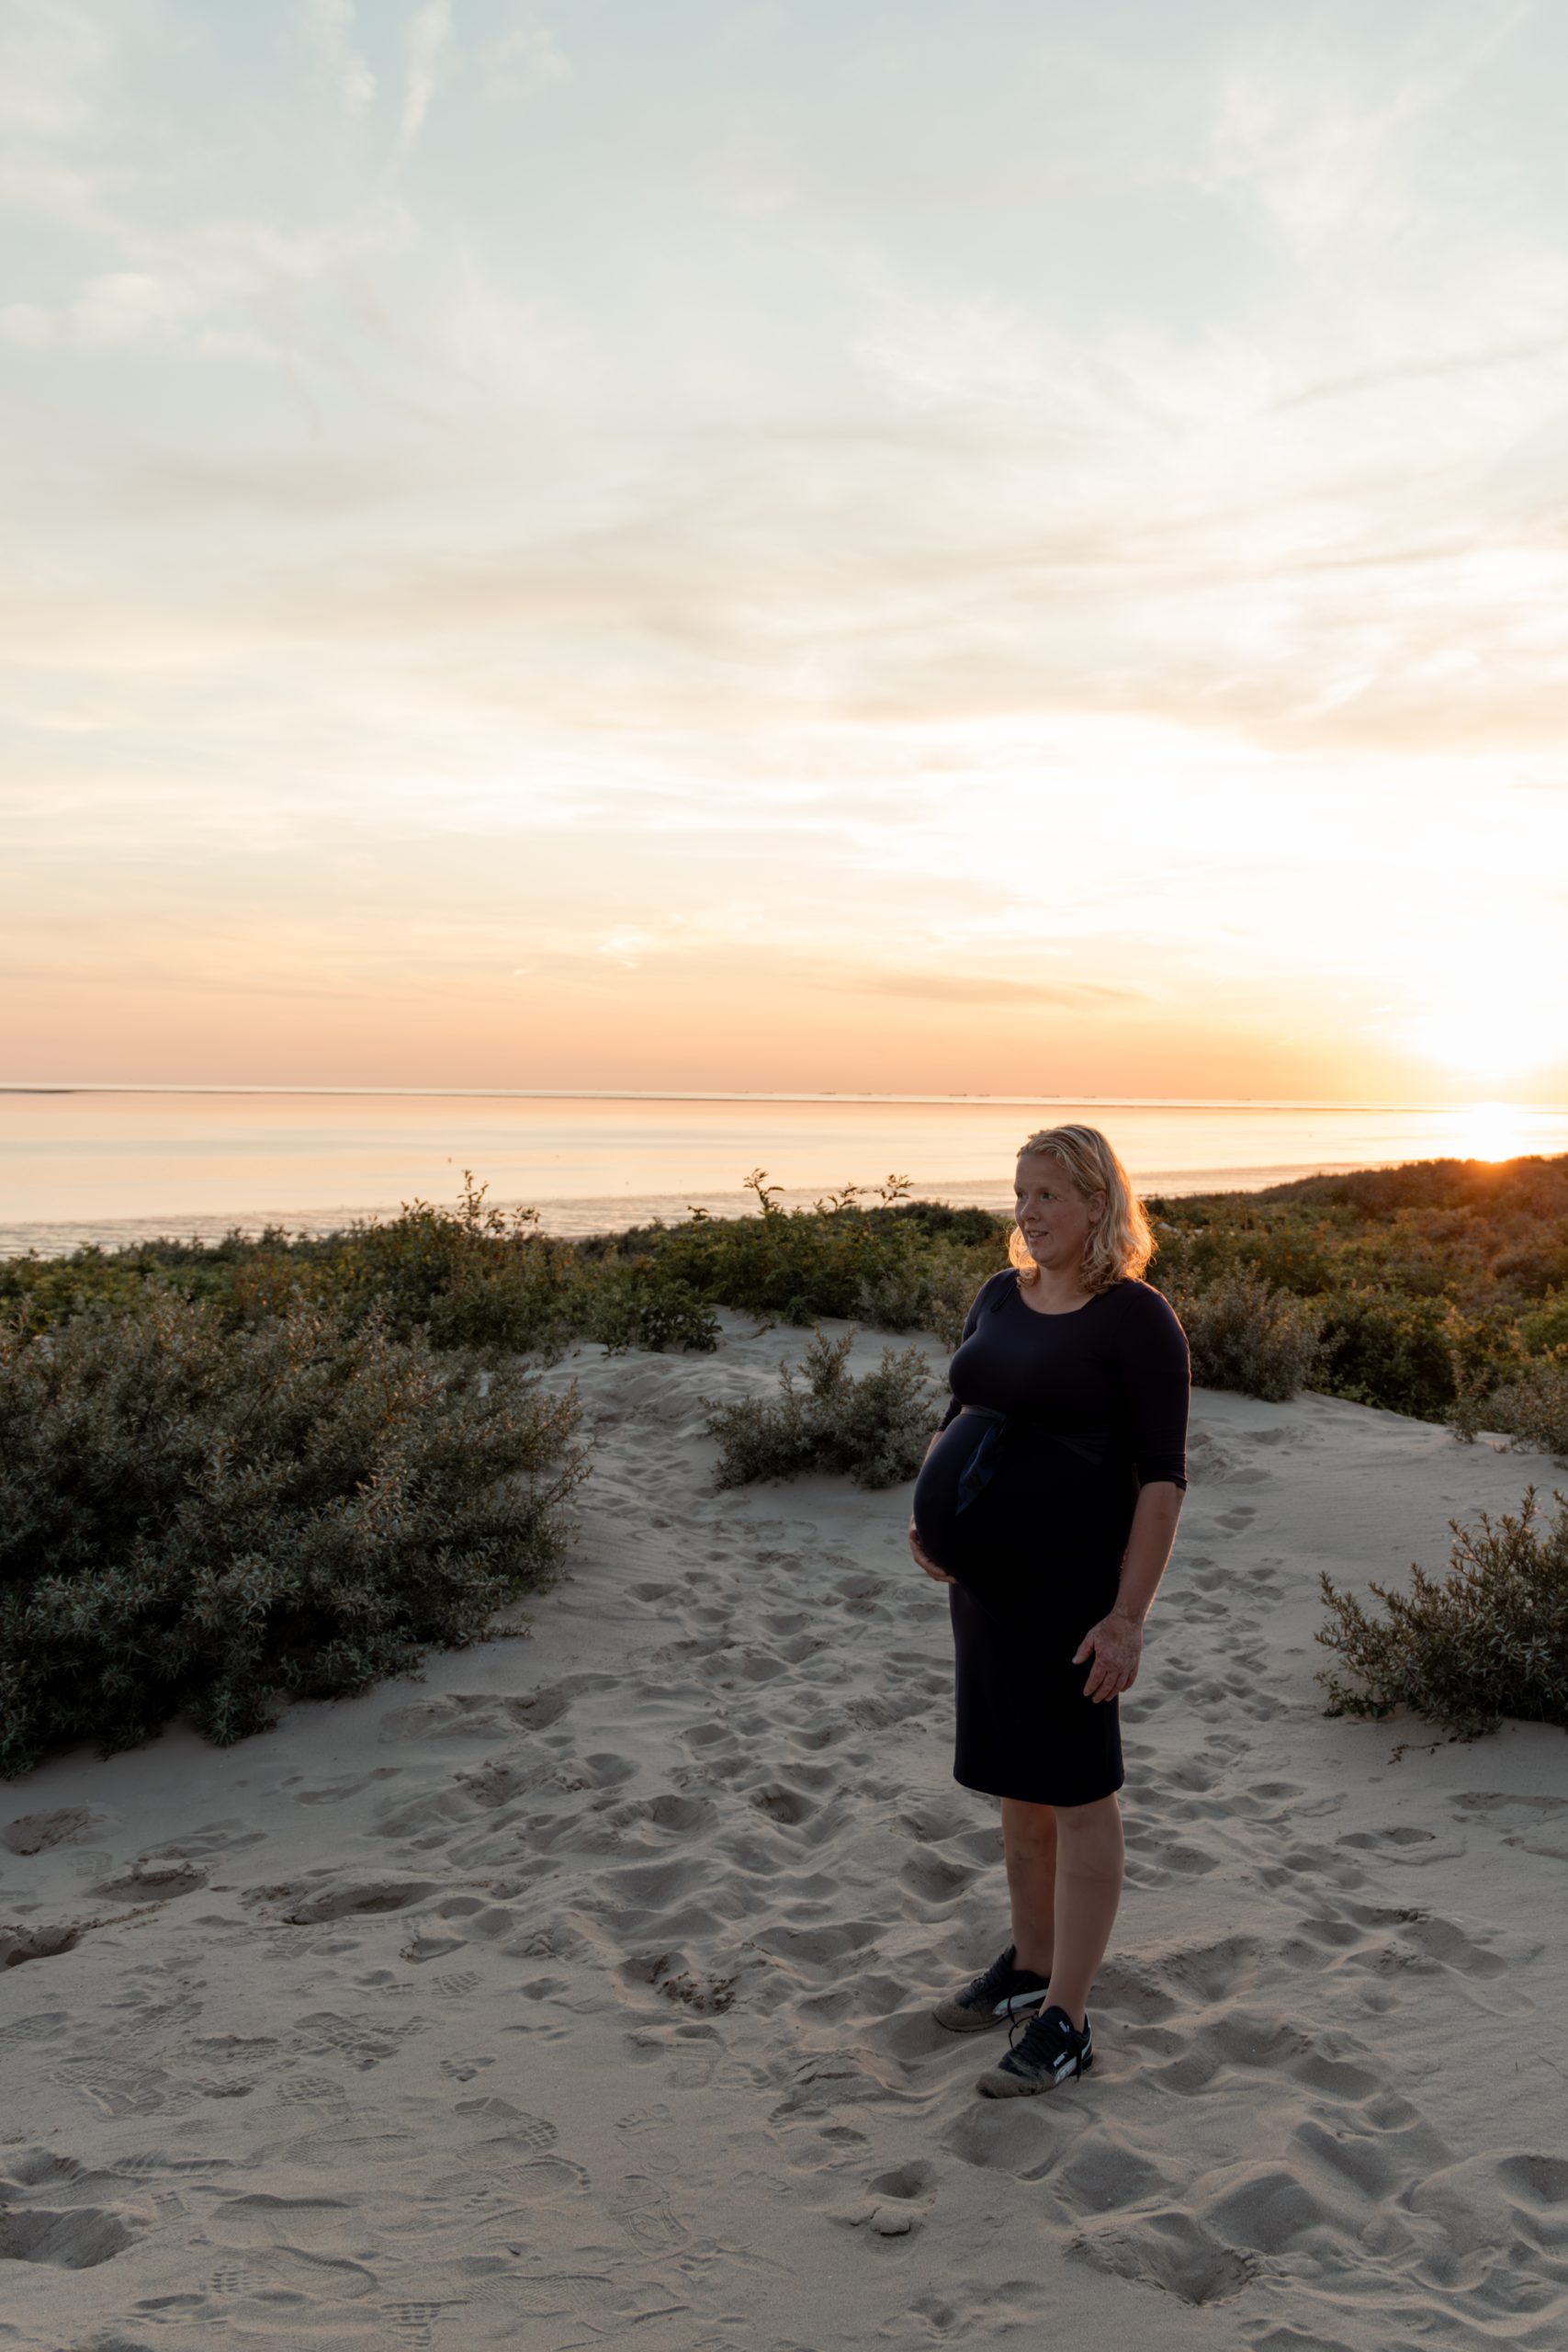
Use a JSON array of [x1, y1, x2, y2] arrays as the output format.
[[3, 0, 1567, 1103]]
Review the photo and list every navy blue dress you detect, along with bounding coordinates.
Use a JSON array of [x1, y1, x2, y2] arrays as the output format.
[[912, 1272, 1189, 1806]]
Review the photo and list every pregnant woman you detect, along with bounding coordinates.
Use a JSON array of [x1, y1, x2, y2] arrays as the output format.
[[909, 1123, 1189, 2098]]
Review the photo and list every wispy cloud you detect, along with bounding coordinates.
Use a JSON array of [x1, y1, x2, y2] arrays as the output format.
[[1269, 330, 1568, 415], [1205, 6, 1535, 251], [0, 0, 111, 141], [303, 0, 376, 119], [0, 204, 412, 355], [396, 0, 455, 161], [829, 975, 1150, 1009], [852, 294, 1060, 418], [489, 17, 571, 96], [4, 1, 1567, 1095]]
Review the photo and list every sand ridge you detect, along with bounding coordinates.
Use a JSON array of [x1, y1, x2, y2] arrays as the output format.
[[2, 1311, 1566, 2349]]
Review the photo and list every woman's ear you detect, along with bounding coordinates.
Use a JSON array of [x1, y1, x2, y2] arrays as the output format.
[[1088, 1192, 1107, 1227]]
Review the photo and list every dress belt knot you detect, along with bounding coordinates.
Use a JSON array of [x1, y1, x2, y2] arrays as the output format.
[[953, 1409, 1111, 1515]]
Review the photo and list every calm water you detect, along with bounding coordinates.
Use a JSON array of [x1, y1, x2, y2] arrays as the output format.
[[3, 1091, 1565, 1258]]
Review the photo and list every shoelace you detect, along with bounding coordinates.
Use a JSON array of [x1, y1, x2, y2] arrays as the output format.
[[964, 1951, 1018, 2007], [1007, 2009, 1079, 2059]]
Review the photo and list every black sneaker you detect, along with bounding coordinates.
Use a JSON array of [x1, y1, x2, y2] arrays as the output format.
[[975, 2004, 1093, 2097], [931, 1944, 1052, 2034]]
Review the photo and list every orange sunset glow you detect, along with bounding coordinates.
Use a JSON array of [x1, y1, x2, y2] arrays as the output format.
[[6, 22, 1568, 2336], [2, 5, 1565, 1111]]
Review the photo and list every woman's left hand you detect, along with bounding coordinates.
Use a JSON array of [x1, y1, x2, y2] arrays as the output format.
[[1073, 1611, 1144, 1702], [908, 1519, 956, 1585]]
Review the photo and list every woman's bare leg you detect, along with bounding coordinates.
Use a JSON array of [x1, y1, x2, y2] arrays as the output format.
[[1045, 1792, 1124, 2030], [1000, 1797, 1056, 1976]]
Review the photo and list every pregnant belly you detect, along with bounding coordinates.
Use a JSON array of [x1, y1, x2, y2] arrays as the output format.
[[912, 1412, 996, 1574], [913, 1412, 1131, 1602]]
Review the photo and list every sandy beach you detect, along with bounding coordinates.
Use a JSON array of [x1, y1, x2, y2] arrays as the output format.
[[4, 1312, 1566, 2351]]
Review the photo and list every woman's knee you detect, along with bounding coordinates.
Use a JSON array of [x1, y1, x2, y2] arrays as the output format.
[[1054, 1793, 1122, 1871], [1001, 1796, 1056, 1853]]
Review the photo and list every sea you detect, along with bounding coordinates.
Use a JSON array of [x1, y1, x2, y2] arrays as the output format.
[[3, 1089, 1566, 1260]]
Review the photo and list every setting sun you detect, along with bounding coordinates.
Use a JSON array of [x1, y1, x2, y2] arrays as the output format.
[[1441, 1102, 1554, 1165], [5, 12, 1568, 1112]]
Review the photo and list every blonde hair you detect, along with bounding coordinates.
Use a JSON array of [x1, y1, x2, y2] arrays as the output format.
[[1008, 1123, 1155, 1291]]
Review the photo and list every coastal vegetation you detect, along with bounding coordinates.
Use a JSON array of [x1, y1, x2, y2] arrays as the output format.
[[0, 1177, 719, 1362], [0, 1292, 584, 1775], [705, 1329, 938, 1490], [11, 1154, 1562, 1432], [1318, 1489, 1568, 1738], [1151, 1157, 1568, 1453], [1163, 1268, 1324, 1405], [4, 1153, 1563, 1763]]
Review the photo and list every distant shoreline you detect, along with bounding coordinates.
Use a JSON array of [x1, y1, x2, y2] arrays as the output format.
[[6, 1096, 1563, 1261], [0, 1153, 1550, 1261], [6, 1084, 1562, 1113]]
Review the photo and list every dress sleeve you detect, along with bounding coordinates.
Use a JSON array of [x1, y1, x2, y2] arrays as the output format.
[[1118, 1285, 1190, 1487], [936, 1272, 1005, 1430]]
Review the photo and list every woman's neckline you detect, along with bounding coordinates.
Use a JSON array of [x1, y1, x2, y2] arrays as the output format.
[[1010, 1272, 1121, 1319]]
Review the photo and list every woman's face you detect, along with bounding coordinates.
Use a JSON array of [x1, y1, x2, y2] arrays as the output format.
[[1014, 1152, 1104, 1274]]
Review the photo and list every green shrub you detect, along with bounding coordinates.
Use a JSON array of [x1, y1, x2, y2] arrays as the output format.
[[0, 1182, 591, 1356], [0, 1250, 152, 1332], [621, 1172, 1006, 1330], [1318, 1488, 1568, 1737], [1451, 1359, 1568, 1464], [1314, 1290, 1461, 1419], [1173, 1269, 1323, 1402], [1148, 1207, 1346, 1302], [0, 1293, 585, 1775], [1495, 1235, 1568, 1298], [853, 1247, 986, 1352], [318, 1184, 725, 1356], [584, 1267, 719, 1354], [705, 1329, 939, 1490], [1520, 1293, 1568, 1356], [1272, 1156, 1568, 1218], [317, 1179, 582, 1353]]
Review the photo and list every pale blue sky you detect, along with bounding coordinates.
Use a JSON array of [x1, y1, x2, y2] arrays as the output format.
[[4, 0, 1567, 1097]]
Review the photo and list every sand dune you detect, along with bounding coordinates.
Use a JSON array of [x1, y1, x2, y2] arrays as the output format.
[[3, 1311, 1566, 2350]]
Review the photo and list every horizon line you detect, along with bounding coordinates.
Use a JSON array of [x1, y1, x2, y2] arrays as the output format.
[[4, 1085, 1566, 1115]]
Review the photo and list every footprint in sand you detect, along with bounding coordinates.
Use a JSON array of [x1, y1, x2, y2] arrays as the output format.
[[1336, 1823, 1465, 1866], [858, 2156, 938, 2236], [384, 2301, 470, 2349], [1, 1809, 104, 1856], [1453, 1791, 1568, 1865], [1068, 2203, 1258, 2305], [280, 1875, 442, 1925], [91, 1857, 208, 1903], [53, 2055, 189, 2120], [608, 2174, 688, 2251], [0, 2149, 143, 2273], [1282, 1896, 1510, 1987], [438, 2053, 494, 2080], [0, 1921, 83, 1969], [455, 2095, 559, 2153], [209, 2261, 265, 2293], [292, 2009, 429, 2070], [276, 2073, 353, 2111]]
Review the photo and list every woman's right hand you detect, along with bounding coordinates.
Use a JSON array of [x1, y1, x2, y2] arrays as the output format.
[[908, 1520, 956, 1585]]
